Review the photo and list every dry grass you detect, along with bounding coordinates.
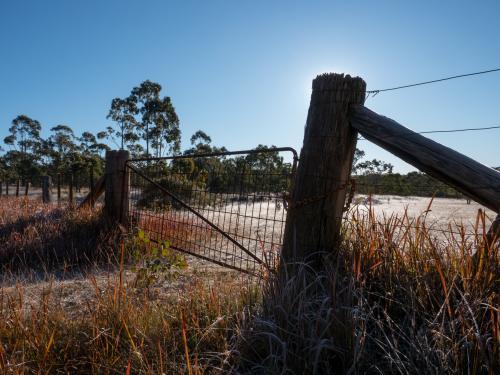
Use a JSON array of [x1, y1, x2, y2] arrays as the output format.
[[0, 270, 256, 373], [0, 198, 119, 282], [0, 198, 258, 374], [0, 197, 497, 374], [234, 206, 498, 374]]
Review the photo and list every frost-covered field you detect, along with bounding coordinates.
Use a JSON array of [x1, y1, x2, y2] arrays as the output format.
[[353, 194, 495, 234], [140, 194, 496, 273]]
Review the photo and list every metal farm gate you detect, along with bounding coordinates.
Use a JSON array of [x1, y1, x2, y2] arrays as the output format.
[[123, 148, 298, 275]]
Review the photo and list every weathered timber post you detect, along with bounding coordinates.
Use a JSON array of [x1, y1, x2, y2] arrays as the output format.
[[57, 174, 61, 201], [282, 73, 366, 265], [105, 150, 130, 225], [5, 182, 9, 196], [76, 172, 80, 193], [15, 179, 20, 197], [89, 166, 94, 198], [349, 105, 500, 212], [68, 174, 74, 205], [42, 176, 52, 203], [24, 181, 29, 196]]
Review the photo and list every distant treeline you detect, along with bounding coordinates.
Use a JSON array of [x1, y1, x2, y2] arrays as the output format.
[[2, 79, 494, 198], [354, 172, 464, 198]]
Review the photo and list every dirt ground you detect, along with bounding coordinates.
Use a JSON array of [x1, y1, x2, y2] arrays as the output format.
[[0, 263, 250, 318]]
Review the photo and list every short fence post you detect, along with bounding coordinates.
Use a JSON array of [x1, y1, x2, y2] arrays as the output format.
[[42, 176, 52, 203], [89, 166, 94, 197], [76, 172, 80, 193], [24, 181, 29, 196], [105, 150, 130, 225], [69, 174, 74, 205], [15, 179, 20, 197], [5, 182, 9, 196], [282, 73, 366, 266], [57, 174, 61, 201]]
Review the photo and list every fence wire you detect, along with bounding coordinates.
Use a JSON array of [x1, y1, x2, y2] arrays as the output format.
[[0, 166, 97, 204]]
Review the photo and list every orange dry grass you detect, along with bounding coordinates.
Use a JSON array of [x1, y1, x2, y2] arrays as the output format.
[[0, 267, 254, 374], [0, 197, 117, 280], [0, 198, 256, 373], [235, 206, 498, 374], [137, 210, 213, 244]]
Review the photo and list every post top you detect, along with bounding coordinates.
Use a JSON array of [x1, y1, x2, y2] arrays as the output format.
[[312, 73, 366, 92]]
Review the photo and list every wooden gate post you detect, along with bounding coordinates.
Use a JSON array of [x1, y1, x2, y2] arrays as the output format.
[[105, 150, 130, 225], [42, 176, 52, 203], [282, 73, 366, 265]]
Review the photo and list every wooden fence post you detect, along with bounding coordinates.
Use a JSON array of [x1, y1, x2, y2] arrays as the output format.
[[76, 172, 80, 193], [89, 166, 94, 197], [105, 150, 130, 225], [57, 174, 61, 201], [24, 181, 29, 196], [15, 179, 20, 197], [282, 73, 366, 265], [42, 176, 52, 203], [5, 182, 9, 196], [69, 174, 74, 205]]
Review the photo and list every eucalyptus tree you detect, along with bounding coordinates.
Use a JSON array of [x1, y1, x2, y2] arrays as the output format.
[[106, 97, 138, 150], [48, 124, 78, 172], [80, 131, 109, 158], [3, 115, 43, 180], [127, 143, 145, 158], [178, 131, 230, 191], [189, 130, 212, 151], [79, 131, 109, 175], [351, 148, 393, 175], [4, 115, 42, 154], [129, 80, 162, 156], [127, 80, 181, 157], [0, 152, 8, 184], [148, 95, 181, 157]]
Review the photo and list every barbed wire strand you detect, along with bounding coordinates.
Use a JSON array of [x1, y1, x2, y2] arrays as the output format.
[[357, 123, 500, 141], [366, 67, 500, 96]]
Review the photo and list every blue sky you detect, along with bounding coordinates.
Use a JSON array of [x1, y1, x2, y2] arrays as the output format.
[[1, 0, 499, 172]]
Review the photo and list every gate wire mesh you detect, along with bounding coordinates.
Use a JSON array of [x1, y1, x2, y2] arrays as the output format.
[[125, 148, 298, 275]]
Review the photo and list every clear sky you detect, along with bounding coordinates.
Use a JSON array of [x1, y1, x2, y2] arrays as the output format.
[[1, 0, 499, 172]]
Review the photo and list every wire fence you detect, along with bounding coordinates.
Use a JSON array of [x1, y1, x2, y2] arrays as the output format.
[[125, 148, 298, 275], [0, 165, 98, 204]]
